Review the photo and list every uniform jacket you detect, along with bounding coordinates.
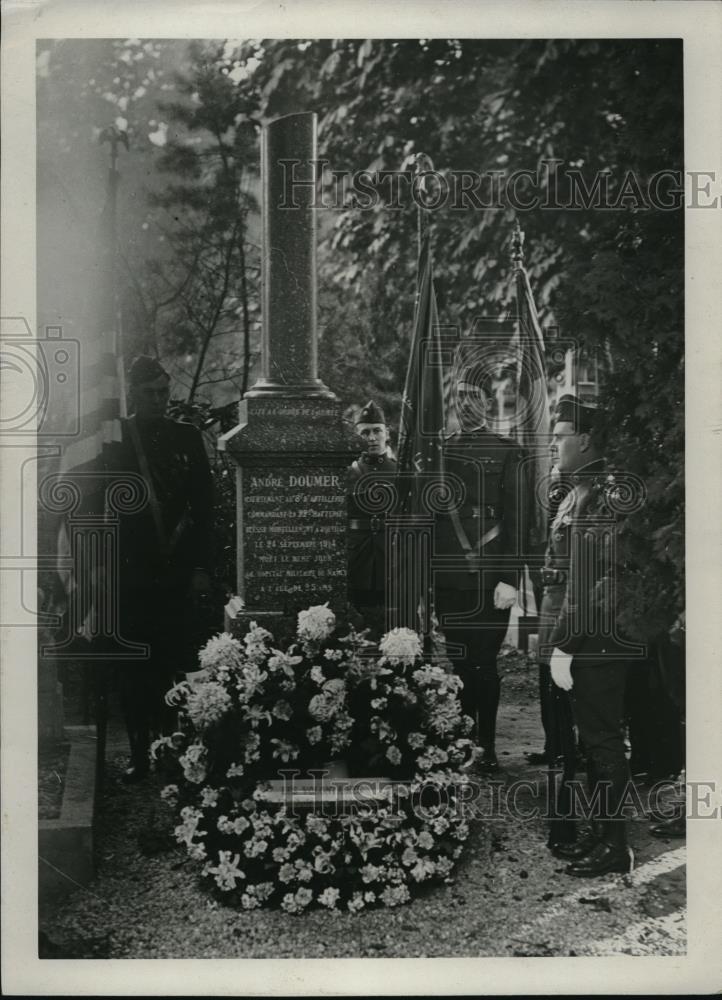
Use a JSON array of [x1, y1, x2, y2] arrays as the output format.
[[548, 459, 634, 665], [434, 426, 530, 593], [347, 451, 398, 596], [88, 416, 215, 589]]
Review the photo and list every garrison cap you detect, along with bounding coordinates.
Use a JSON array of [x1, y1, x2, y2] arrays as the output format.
[[554, 394, 599, 435], [129, 355, 170, 386], [356, 400, 386, 426]]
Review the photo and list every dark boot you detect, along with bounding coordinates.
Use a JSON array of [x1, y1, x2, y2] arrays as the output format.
[[552, 825, 600, 860], [650, 809, 685, 838], [548, 745, 593, 852], [565, 833, 633, 877], [546, 765, 579, 850], [566, 765, 633, 877], [122, 725, 150, 784]]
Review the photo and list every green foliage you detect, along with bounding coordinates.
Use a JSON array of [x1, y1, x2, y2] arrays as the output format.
[[239, 38, 684, 640], [141, 41, 264, 404], [40, 39, 684, 640]]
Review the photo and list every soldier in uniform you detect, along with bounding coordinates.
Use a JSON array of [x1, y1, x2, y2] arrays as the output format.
[[434, 372, 530, 772], [538, 461, 583, 848], [347, 401, 398, 629], [102, 356, 215, 782], [546, 394, 635, 876]]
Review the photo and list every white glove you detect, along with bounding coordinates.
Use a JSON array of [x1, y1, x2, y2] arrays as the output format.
[[494, 582, 517, 610], [550, 647, 574, 691]]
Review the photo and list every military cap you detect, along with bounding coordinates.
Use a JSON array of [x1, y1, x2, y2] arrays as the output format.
[[356, 400, 386, 426], [128, 355, 170, 386], [554, 393, 599, 435]]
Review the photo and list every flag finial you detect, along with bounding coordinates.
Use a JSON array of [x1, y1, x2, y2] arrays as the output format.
[[511, 220, 525, 270]]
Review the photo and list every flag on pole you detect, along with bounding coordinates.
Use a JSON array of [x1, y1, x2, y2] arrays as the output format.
[[509, 225, 551, 555], [397, 232, 446, 503], [393, 231, 447, 631]]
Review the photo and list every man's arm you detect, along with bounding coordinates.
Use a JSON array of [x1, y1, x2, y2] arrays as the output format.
[[548, 509, 597, 656]]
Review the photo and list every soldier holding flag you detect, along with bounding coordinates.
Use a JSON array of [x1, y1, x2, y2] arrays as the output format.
[[434, 367, 530, 771]]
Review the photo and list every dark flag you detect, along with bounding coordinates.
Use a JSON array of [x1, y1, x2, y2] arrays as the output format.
[[393, 232, 447, 630], [510, 227, 550, 556]]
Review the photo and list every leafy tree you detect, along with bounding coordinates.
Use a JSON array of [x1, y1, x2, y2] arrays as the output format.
[[39, 38, 684, 642], [137, 41, 264, 405], [237, 38, 684, 642]]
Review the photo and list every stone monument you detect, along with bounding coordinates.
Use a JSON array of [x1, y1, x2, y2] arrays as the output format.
[[219, 112, 357, 639]]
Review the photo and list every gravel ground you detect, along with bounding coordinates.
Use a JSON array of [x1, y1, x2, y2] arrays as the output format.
[[39, 649, 686, 959]]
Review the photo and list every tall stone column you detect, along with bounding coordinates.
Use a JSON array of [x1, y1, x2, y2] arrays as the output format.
[[220, 112, 357, 639]]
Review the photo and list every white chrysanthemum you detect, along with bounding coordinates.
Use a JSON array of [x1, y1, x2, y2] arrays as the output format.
[[323, 677, 345, 700], [280, 892, 300, 913], [417, 829, 435, 850], [411, 857, 437, 882], [200, 786, 219, 808], [308, 694, 334, 722], [179, 743, 208, 784], [318, 886, 340, 908], [379, 627, 423, 666], [185, 681, 232, 730], [198, 632, 244, 675], [272, 699, 293, 721], [381, 883, 410, 907], [297, 602, 336, 644]]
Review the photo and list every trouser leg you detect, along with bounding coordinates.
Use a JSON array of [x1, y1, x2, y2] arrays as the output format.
[[476, 667, 501, 753], [547, 684, 580, 847], [538, 663, 553, 756], [571, 661, 630, 849], [435, 588, 509, 752], [118, 663, 151, 769]]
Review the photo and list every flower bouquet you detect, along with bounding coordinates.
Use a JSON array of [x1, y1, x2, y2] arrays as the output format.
[[152, 604, 476, 912]]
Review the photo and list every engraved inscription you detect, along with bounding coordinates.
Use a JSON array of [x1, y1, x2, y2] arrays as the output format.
[[242, 466, 348, 608]]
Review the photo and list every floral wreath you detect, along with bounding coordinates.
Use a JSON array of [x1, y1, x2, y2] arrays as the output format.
[[151, 605, 475, 913]]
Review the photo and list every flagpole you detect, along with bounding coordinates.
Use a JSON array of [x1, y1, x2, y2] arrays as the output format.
[[411, 152, 437, 642], [99, 125, 129, 421], [414, 153, 434, 268], [511, 217, 525, 275]]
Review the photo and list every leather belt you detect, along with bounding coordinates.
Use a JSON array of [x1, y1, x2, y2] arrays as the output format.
[[541, 568, 567, 586], [349, 517, 383, 532]]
